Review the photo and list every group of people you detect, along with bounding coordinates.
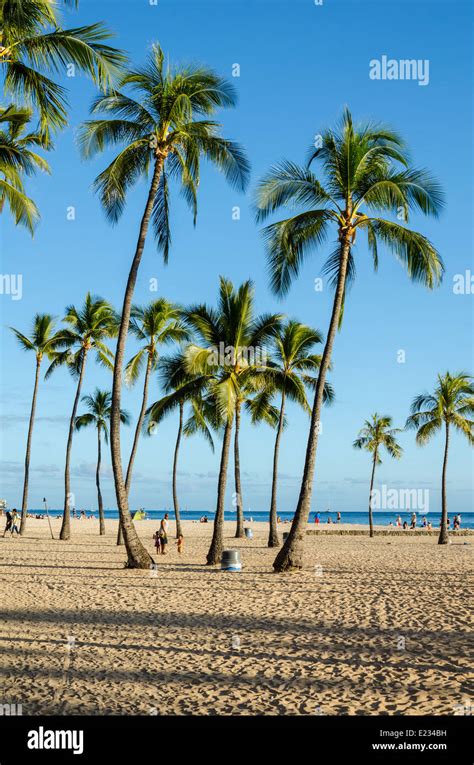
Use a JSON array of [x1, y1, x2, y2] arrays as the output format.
[[314, 511, 342, 525], [390, 512, 462, 530], [72, 509, 95, 520], [153, 513, 184, 556]]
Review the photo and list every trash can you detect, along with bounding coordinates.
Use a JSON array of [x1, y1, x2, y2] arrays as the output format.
[[221, 549, 242, 571], [282, 532, 289, 542], [244, 527, 253, 539]]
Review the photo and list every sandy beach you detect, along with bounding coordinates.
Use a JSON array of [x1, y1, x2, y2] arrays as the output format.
[[0, 518, 472, 716]]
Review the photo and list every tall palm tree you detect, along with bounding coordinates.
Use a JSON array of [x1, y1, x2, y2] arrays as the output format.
[[45, 293, 117, 540], [262, 320, 333, 547], [75, 389, 130, 535], [146, 355, 219, 538], [78, 45, 249, 568], [183, 277, 282, 563], [353, 414, 403, 538], [1, 0, 126, 136], [255, 108, 444, 571], [0, 104, 50, 232], [406, 373, 474, 544], [9, 313, 65, 534]]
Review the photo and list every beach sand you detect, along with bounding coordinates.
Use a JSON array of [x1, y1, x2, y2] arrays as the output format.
[[0, 518, 472, 716]]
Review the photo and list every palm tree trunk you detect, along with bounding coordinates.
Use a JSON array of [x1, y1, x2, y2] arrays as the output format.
[[273, 238, 351, 572], [20, 358, 41, 535], [96, 426, 105, 535], [173, 401, 184, 538], [368, 451, 377, 539], [438, 421, 450, 545], [109, 156, 164, 568], [268, 390, 286, 547], [60, 352, 87, 541], [207, 416, 233, 565], [234, 400, 245, 538], [116, 353, 153, 546]]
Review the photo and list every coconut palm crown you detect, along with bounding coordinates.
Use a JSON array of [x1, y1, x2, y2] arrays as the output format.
[[0, 104, 50, 232], [1, 0, 126, 135]]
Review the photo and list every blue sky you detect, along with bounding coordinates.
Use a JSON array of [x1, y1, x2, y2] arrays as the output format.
[[1, 0, 473, 515]]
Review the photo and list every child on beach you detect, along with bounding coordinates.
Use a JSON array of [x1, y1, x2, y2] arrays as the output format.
[[153, 530, 162, 555], [176, 534, 184, 554]]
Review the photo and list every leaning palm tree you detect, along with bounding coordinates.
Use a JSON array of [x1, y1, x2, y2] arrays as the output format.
[[0, 104, 50, 232], [146, 355, 219, 538], [45, 293, 117, 540], [75, 389, 130, 535], [354, 414, 403, 538], [1, 0, 126, 136], [406, 373, 474, 544], [78, 44, 249, 568], [262, 320, 334, 547], [9, 313, 65, 534], [255, 108, 444, 571]]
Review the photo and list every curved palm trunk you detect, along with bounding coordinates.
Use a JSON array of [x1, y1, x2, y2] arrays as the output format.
[[96, 426, 105, 535], [116, 353, 153, 546], [234, 401, 245, 538], [368, 451, 377, 539], [20, 358, 41, 535], [207, 417, 233, 565], [273, 239, 351, 572], [172, 402, 184, 538], [60, 353, 87, 541], [438, 421, 450, 545], [268, 390, 286, 547], [109, 156, 163, 568]]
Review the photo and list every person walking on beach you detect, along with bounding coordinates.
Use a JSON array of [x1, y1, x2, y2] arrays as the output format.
[[410, 512, 417, 529], [315, 512, 320, 525], [3, 510, 12, 537], [158, 514, 169, 555], [336, 512, 341, 523], [10, 509, 20, 536]]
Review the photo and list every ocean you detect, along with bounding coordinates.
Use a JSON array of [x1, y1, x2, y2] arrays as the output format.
[[37, 509, 474, 528]]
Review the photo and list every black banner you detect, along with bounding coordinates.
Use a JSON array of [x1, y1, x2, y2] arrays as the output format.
[[0, 715, 471, 763]]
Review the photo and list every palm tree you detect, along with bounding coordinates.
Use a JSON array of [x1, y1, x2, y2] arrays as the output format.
[[255, 108, 444, 571], [78, 45, 249, 568], [262, 320, 333, 547], [115, 298, 189, 545], [406, 373, 474, 544], [45, 293, 117, 540], [124, 299, 188, 494], [354, 414, 403, 538], [183, 277, 282, 562], [9, 313, 65, 534], [1, 0, 126, 136], [75, 389, 130, 535], [146, 355, 219, 538], [0, 104, 50, 232]]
